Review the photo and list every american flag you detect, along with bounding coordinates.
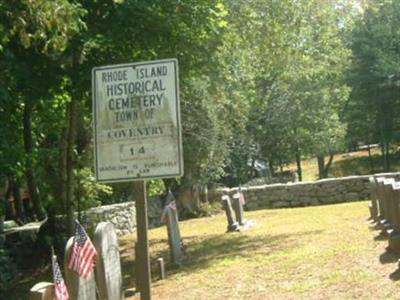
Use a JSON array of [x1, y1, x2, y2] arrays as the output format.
[[52, 255, 69, 300], [166, 200, 176, 211], [160, 199, 177, 223], [68, 220, 97, 278]]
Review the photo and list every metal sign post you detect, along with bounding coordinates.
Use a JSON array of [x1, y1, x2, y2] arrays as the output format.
[[92, 58, 183, 300]]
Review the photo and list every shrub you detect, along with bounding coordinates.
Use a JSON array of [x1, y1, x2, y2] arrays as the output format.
[[0, 249, 17, 294]]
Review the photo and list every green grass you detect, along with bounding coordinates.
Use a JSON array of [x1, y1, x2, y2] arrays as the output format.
[[8, 201, 400, 299], [121, 201, 400, 300], [285, 149, 400, 181]]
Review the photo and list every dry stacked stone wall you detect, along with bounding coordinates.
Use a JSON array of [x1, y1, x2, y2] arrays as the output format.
[[78, 196, 163, 236], [219, 172, 400, 211], [79, 202, 137, 236]]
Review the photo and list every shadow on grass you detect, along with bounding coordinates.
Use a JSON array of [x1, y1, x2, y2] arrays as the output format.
[[379, 248, 400, 264], [120, 229, 323, 290], [389, 268, 400, 281], [374, 232, 388, 241]]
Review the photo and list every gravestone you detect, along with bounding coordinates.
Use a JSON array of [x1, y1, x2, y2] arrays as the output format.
[[221, 195, 239, 232], [29, 282, 54, 300], [64, 237, 97, 300], [388, 182, 400, 254], [93, 222, 122, 300], [376, 177, 390, 232], [383, 178, 396, 228], [232, 192, 245, 226], [368, 176, 379, 222], [164, 202, 184, 265]]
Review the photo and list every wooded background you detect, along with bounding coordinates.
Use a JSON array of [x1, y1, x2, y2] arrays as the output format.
[[0, 0, 399, 227]]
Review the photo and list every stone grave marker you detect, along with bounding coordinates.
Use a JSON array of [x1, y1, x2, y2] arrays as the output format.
[[388, 182, 400, 254], [383, 178, 396, 228], [93, 222, 122, 300], [232, 191, 255, 231], [64, 237, 97, 300], [232, 192, 245, 226], [368, 176, 379, 222], [376, 177, 390, 231], [163, 194, 184, 265], [29, 282, 54, 300], [221, 195, 239, 232]]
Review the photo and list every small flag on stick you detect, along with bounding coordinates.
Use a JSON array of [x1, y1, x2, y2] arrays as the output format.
[[160, 191, 177, 223], [68, 220, 97, 278], [52, 255, 69, 300]]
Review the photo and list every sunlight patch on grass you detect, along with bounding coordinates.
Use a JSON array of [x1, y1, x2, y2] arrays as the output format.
[[123, 201, 400, 300]]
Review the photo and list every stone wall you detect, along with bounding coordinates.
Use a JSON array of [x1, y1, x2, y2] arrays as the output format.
[[79, 202, 136, 236], [78, 196, 164, 236], [219, 172, 400, 211]]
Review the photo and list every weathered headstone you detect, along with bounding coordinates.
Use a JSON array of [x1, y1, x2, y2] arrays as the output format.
[[165, 201, 184, 265], [221, 195, 239, 232], [232, 192, 245, 226], [64, 237, 97, 300], [93, 222, 122, 300], [376, 177, 390, 232], [368, 176, 379, 222], [383, 178, 396, 228], [388, 182, 400, 254], [29, 282, 54, 300]]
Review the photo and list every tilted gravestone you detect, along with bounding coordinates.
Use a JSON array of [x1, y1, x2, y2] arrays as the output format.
[[165, 202, 184, 265], [64, 237, 97, 300], [93, 222, 122, 300], [221, 195, 239, 232], [29, 282, 54, 300]]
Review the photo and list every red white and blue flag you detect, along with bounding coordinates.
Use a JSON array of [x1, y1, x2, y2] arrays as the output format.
[[52, 255, 69, 300], [68, 220, 97, 278], [160, 191, 177, 223]]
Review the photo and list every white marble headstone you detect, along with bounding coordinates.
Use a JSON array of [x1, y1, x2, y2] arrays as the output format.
[[94, 222, 122, 300]]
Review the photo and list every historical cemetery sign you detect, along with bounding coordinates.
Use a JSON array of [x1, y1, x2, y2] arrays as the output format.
[[92, 59, 183, 183]]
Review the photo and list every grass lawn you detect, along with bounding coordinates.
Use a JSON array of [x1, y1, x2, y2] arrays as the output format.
[[121, 201, 400, 300], [285, 148, 400, 181]]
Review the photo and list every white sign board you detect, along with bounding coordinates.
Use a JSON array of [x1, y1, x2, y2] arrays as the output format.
[[92, 59, 183, 182]]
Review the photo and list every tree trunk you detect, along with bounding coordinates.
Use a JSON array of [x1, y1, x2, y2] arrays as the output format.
[[385, 142, 390, 171], [23, 100, 46, 220], [317, 154, 334, 179], [59, 43, 82, 235], [324, 154, 334, 176], [268, 160, 275, 176], [65, 98, 78, 235], [317, 156, 325, 179], [380, 142, 390, 172], [367, 144, 374, 173], [295, 150, 302, 182], [7, 175, 24, 222]]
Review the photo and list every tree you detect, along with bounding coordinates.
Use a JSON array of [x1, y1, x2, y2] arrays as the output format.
[[347, 0, 400, 171], [0, 0, 85, 221]]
